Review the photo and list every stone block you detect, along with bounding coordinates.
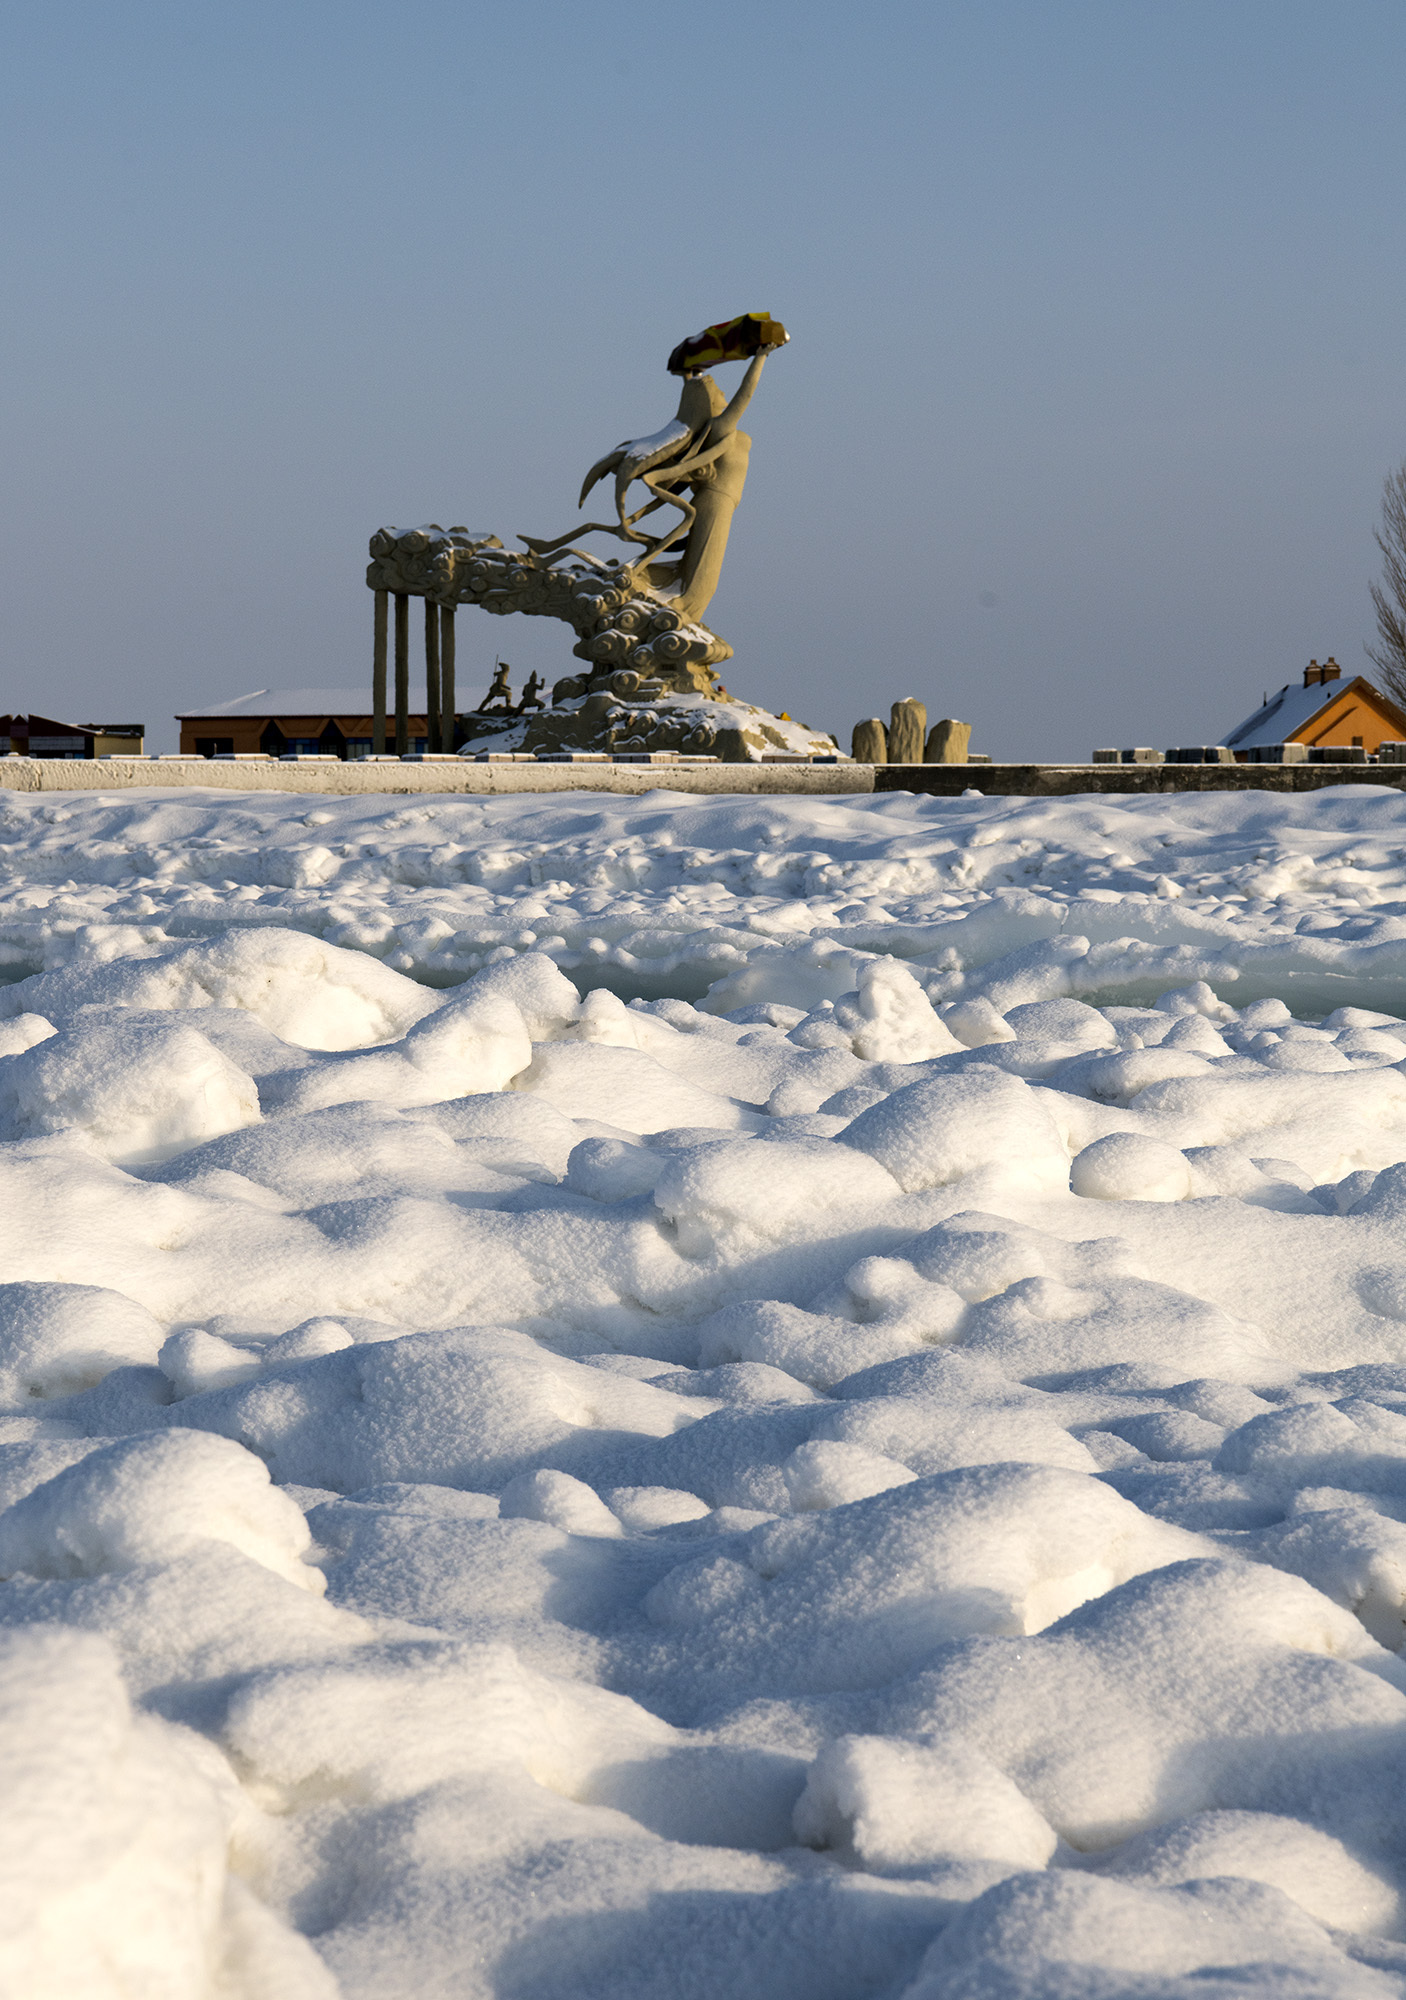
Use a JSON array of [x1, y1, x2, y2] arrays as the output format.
[[852, 719, 887, 764], [888, 697, 926, 764], [925, 718, 972, 764]]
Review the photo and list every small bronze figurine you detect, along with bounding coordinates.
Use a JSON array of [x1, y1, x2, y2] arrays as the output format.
[[515, 671, 545, 713], [481, 661, 513, 711]]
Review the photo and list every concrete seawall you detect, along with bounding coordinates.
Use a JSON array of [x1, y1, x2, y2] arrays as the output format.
[[872, 763, 1406, 795], [0, 758, 873, 797], [3, 758, 1403, 798]]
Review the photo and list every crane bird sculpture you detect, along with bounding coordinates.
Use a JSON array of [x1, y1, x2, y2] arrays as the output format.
[[366, 314, 840, 762]]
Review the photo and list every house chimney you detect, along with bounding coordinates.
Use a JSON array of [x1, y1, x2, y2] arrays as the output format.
[[1322, 656, 1341, 682], [1304, 660, 1321, 687]]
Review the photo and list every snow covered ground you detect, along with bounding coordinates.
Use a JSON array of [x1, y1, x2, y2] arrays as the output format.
[[9, 782, 1406, 1995]]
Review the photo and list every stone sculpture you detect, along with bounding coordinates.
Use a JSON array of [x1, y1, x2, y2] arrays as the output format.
[[852, 718, 887, 764], [520, 311, 788, 622], [926, 718, 972, 764], [850, 711, 974, 765], [366, 315, 841, 762], [888, 697, 926, 764]]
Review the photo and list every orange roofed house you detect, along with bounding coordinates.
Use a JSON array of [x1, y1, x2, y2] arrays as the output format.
[[1220, 659, 1406, 759]]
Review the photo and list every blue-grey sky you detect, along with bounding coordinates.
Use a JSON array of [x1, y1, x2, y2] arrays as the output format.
[[4, 1, 1406, 757]]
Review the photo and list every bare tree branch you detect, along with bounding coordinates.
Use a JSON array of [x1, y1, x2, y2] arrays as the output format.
[[1367, 462, 1406, 705]]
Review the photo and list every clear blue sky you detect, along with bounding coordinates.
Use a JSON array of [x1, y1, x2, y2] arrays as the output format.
[[4, 1, 1406, 756]]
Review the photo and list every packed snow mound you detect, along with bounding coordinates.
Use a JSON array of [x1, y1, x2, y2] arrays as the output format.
[[902, 1870, 1389, 2000], [0, 1012, 56, 1058], [0, 1625, 334, 2000], [283, 985, 536, 1111], [0, 926, 439, 1050], [840, 1069, 1068, 1192], [0, 1280, 165, 1400], [793, 1731, 1059, 1872], [0, 1431, 326, 1593], [0, 1018, 261, 1162], [640, 1463, 1211, 1697], [5, 787, 1406, 1993]]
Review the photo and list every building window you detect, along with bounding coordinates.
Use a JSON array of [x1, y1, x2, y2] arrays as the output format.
[[346, 739, 373, 759], [1352, 736, 1364, 747], [194, 737, 234, 758], [286, 738, 324, 755]]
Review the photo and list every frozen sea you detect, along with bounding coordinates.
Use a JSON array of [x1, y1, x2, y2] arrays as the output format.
[[8, 781, 1406, 1995]]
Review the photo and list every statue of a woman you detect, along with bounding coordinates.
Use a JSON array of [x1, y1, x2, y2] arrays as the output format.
[[520, 319, 784, 625], [664, 352, 767, 623]]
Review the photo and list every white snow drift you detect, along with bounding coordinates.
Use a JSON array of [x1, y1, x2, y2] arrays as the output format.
[[1, 784, 1406, 1995]]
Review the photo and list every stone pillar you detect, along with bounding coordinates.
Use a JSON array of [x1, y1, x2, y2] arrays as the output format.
[[424, 598, 441, 754], [852, 718, 887, 763], [372, 590, 388, 756], [925, 718, 972, 763], [394, 593, 410, 756], [888, 697, 926, 764], [440, 606, 456, 753]]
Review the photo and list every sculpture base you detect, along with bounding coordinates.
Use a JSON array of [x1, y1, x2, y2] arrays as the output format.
[[367, 527, 839, 761], [458, 690, 839, 763]]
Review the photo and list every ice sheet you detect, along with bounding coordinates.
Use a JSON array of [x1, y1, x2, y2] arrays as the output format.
[[4, 784, 1406, 1996]]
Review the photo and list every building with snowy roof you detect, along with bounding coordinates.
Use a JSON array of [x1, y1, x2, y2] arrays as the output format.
[[0, 714, 144, 759], [175, 684, 482, 759], [1219, 660, 1406, 758]]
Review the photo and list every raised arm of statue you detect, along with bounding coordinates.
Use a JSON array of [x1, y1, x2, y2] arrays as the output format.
[[706, 350, 767, 444]]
